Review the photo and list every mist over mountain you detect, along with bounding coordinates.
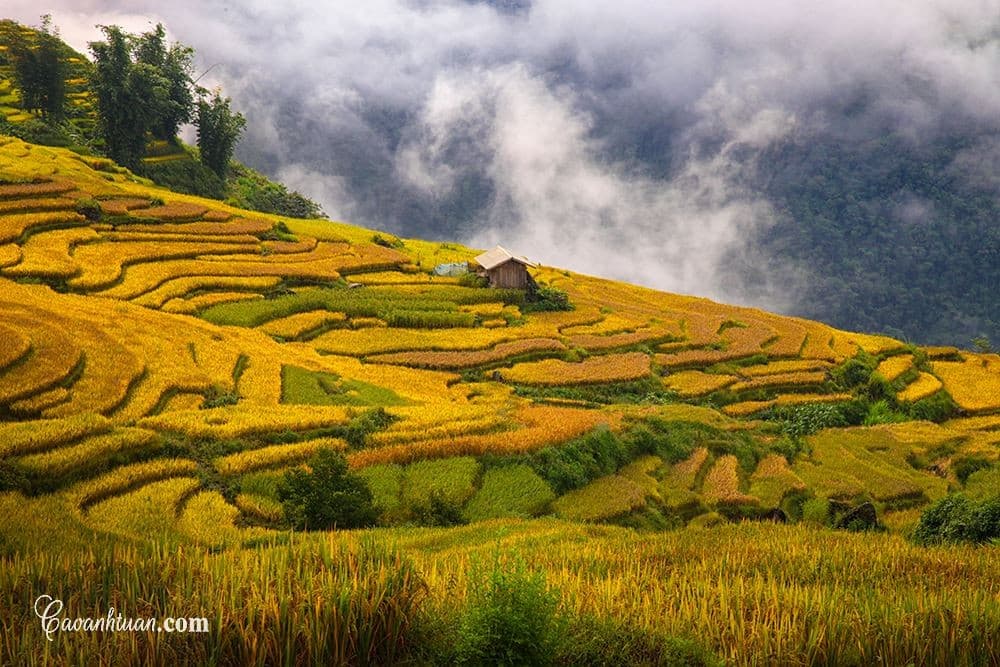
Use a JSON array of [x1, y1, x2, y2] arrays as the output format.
[[9, 0, 999, 345]]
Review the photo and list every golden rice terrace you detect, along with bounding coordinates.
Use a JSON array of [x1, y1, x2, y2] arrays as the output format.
[[0, 135, 998, 544]]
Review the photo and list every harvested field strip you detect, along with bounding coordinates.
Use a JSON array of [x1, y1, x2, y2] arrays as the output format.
[[133, 202, 207, 220], [0, 196, 75, 214], [101, 232, 261, 245], [368, 338, 566, 369], [0, 210, 86, 244], [567, 325, 680, 352], [215, 438, 348, 476], [897, 372, 943, 403], [501, 352, 651, 386], [730, 371, 829, 393], [0, 412, 111, 458], [660, 447, 710, 505], [662, 371, 738, 397], [0, 180, 75, 199], [94, 197, 152, 215]]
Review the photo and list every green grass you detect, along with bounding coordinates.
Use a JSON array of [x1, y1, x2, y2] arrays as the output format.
[[281, 365, 410, 407], [463, 465, 555, 521], [401, 457, 480, 511], [356, 464, 405, 521]]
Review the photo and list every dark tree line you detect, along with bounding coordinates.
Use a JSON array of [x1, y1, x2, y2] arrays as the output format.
[[87, 23, 244, 177]]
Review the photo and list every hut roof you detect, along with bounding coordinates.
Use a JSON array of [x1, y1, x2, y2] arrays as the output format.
[[474, 245, 537, 270]]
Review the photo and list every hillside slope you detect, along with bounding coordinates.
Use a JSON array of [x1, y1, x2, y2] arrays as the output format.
[[1, 135, 998, 544]]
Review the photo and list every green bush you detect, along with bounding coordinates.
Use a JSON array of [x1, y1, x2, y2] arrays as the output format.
[[912, 493, 1000, 546], [905, 391, 958, 422], [277, 448, 378, 530], [954, 457, 993, 484], [801, 497, 830, 526], [401, 457, 480, 516], [529, 427, 635, 494], [558, 616, 720, 666], [74, 197, 102, 221], [141, 157, 225, 199], [524, 284, 572, 313], [414, 490, 467, 527], [454, 558, 561, 666], [458, 272, 489, 288]]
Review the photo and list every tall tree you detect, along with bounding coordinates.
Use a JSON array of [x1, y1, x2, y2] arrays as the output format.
[[9, 15, 66, 120], [196, 90, 246, 179], [134, 24, 194, 142]]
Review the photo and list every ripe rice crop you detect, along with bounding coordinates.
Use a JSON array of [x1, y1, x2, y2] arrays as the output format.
[[876, 354, 914, 383], [661, 447, 708, 504], [729, 371, 828, 393], [68, 240, 256, 290], [943, 414, 1000, 432], [567, 324, 679, 351], [896, 372, 943, 403], [0, 323, 30, 371], [176, 490, 261, 549], [234, 493, 284, 523], [349, 406, 612, 468], [160, 392, 207, 412], [3, 227, 97, 278], [738, 359, 833, 377], [0, 243, 22, 266], [17, 427, 159, 477], [932, 358, 1000, 412], [662, 370, 738, 397], [702, 455, 758, 505], [0, 314, 83, 404], [69, 459, 200, 509], [215, 438, 347, 476], [139, 405, 352, 440], [102, 231, 260, 245], [368, 338, 566, 369], [132, 275, 282, 309], [84, 477, 201, 539], [749, 454, 807, 507], [847, 332, 905, 355], [924, 346, 964, 359], [351, 271, 445, 285], [0, 412, 110, 457], [260, 310, 348, 339], [8, 387, 70, 416], [162, 292, 264, 314], [552, 474, 648, 521], [0, 210, 86, 243], [501, 352, 651, 386]]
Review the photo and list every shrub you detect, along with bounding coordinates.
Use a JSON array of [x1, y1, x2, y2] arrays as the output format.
[[954, 457, 993, 484], [277, 448, 378, 530], [464, 465, 555, 521], [414, 490, 467, 527], [74, 197, 102, 221], [559, 616, 719, 666], [912, 493, 1000, 546], [530, 427, 634, 494], [453, 558, 561, 666], [141, 158, 226, 200], [458, 272, 488, 288], [906, 391, 958, 422], [801, 497, 830, 526], [523, 285, 572, 313]]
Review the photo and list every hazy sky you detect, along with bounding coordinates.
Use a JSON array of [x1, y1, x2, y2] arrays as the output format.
[[6, 1, 999, 311]]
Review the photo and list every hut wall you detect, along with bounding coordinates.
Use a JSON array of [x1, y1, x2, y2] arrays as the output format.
[[487, 261, 529, 289]]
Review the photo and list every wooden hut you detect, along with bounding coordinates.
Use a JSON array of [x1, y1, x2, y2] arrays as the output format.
[[473, 245, 537, 289]]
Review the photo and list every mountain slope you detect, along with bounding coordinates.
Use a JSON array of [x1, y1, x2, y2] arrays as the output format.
[[1, 135, 998, 541]]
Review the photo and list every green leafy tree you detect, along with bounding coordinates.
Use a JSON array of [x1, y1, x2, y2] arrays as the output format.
[[196, 90, 246, 179], [9, 15, 66, 120], [277, 448, 378, 530], [134, 24, 194, 141]]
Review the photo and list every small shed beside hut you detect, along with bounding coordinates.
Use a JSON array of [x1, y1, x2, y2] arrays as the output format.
[[473, 245, 537, 289]]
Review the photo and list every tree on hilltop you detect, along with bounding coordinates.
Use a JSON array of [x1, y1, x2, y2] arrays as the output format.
[[197, 90, 246, 179]]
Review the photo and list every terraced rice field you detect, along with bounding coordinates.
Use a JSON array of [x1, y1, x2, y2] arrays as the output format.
[[0, 133, 997, 561]]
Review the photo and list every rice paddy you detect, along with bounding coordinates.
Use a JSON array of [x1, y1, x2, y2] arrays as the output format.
[[0, 132, 996, 665]]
